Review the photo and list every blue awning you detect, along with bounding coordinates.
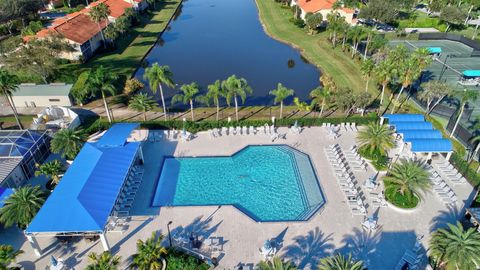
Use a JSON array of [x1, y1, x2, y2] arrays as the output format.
[[383, 114, 424, 122], [402, 130, 443, 141], [393, 121, 433, 131], [0, 187, 14, 208], [410, 139, 452, 153], [26, 124, 140, 234], [427, 47, 442, 54], [463, 70, 480, 77], [97, 123, 139, 148]]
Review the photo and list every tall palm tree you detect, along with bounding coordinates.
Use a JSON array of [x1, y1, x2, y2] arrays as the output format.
[[130, 232, 167, 270], [86, 251, 121, 270], [50, 128, 87, 160], [348, 26, 365, 58], [269, 83, 294, 119], [0, 69, 23, 129], [429, 222, 480, 270], [144, 63, 175, 121], [0, 185, 46, 228], [383, 159, 431, 204], [222, 75, 253, 121], [34, 160, 65, 185], [85, 66, 119, 123], [197, 80, 224, 121], [256, 257, 296, 270], [128, 93, 158, 121], [317, 253, 364, 270], [172, 82, 200, 121], [89, 3, 111, 48], [451, 89, 478, 138], [309, 87, 330, 117], [0, 245, 23, 270], [374, 59, 394, 105], [360, 58, 375, 92], [356, 123, 395, 155]]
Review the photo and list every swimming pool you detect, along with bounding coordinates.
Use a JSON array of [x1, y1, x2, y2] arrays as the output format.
[[152, 145, 325, 222]]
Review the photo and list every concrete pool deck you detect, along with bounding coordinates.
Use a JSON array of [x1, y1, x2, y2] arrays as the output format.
[[0, 126, 475, 269]]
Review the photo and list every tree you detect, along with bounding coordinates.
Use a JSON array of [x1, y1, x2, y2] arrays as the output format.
[[309, 87, 330, 117], [348, 26, 365, 58], [317, 253, 364, 270], [440, 6, 466, 32], [0, 245, 23, 270], [172, 82, 200, 121], [50, 128, 87, 160], [86, 251, 121, 270], [383, 159, 431, 203], [124, 78, 144, 96], [451, 89, 478, 138], [222, 75, 253, 121], [327, 12, 345, 47], [35, 160, 65, 185], [85, 66, 119, 123], [320, 74, 337, 93], [359, 0, 399, 23], [197, 80, 224, 121], [429, 222, 480, 270], [89, 3, 111, 48], [0, 185, 46, 228], [129, 93, 158, 121], [0, 69, 23, 129], [269, 83, 294, 119], [256, 257, 296, 270], [0, 0, 43, 27], [356, 123, 395, 155], [373, 56, 394, 105], [333, 87, 356, 114], [360, 58, 375, 92], [130, 232, 167, 270], [103, 25, 119, 47], [305, 12, 323, 34], [418, 81, 453, 115], [355, 91, 372, 116], [144, 63, 175, 121]]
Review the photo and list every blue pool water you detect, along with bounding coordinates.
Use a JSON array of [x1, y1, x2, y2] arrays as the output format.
[[152, 145, 325, 222]]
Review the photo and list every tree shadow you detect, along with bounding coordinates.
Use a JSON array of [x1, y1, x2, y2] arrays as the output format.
[[171, 214, 223, 241], [338, 227, 381, 267], [282, 227, 334, 269], [430, 205, 463, 232]]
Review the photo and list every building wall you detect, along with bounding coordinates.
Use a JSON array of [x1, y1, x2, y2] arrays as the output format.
[[12, 95, 73, 108], [300, 8, 355, 24], [3, 165, 27, 188]]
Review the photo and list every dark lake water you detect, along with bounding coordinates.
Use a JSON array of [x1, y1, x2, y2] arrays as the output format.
[[134, 0, 321, 106]]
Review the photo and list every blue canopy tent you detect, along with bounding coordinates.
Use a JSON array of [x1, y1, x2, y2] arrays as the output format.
[[392, 122, 433, 132], [462, 70, 480, 77], [383, 114, 424, 123], [409, 139, 452, 153], [402, 130, 443, 141], [0, 187, 13, 208], [25, 123, 141, 256]]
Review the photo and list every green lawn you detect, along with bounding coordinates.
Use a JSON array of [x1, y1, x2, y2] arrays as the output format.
[[255, 0, 373, 94], [58, 0, 183, 82]]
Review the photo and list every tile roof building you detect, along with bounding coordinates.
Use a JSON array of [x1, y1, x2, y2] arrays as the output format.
[[292, 0, 357, 24]]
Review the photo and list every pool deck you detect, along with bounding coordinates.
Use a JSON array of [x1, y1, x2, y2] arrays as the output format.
[[0, 126, 475, 269]]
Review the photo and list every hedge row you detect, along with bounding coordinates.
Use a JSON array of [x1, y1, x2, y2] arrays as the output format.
[[450, 152, 480, 188]]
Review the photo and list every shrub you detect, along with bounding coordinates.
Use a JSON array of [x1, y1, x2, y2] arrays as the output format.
[[21, 21, 43, 36], [450, 152, 480, 187], [358, 145, 389, 171], [71, 70, 90, 105], [385, 182, 419, 209], [165, 249, 209, 270], [124, 78, 144, 95]]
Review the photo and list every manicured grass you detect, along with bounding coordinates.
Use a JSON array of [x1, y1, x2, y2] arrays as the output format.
[[0, 115, 34, 129], [58, 0, 183, 82], [384, 183, 419, 209], [255, 0, 374, 94]]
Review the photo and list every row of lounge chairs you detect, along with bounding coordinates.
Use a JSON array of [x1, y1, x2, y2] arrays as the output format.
[[321, 122, 358, 131], [428, 167, 458, 205], [210, 125, 276, 138], [325, 144, 367, 216], [341, 145, 367, 171], [148, 130, 192, 142], [112, 165, 144, 217], [434, 161, 467, 185]]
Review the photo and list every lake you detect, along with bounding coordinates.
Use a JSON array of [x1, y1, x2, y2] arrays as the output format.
[[134, 0, 321, 106]]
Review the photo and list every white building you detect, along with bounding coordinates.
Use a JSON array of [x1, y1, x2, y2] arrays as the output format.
[[12, 83, 73, 108]]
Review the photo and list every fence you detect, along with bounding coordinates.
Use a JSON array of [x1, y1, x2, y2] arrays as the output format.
[[418, 33, 480, 56]]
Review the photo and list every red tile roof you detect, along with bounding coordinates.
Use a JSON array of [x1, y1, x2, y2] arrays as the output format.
[[87, 0, 133, 18], [297, 0, 354, 14]]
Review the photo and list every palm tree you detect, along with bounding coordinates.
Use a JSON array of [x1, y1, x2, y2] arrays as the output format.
[[451, 89, 478, 138], [418, 81, 453, 116], [429, 222, 480, 270], [471, 133, 480, 173], [383, 159, 431, 203], [89, 3, 111, 48], [34, 160, 65, 185], [222, 75, 253, 121], [0, 69, 23, 129], [269, 83, 294, 119], [128, 93, 158, 121], [197, 80, 224, 121], [0, 245, 23, 270], [85, 66, 119, 123], [0, 185, 46, 228], [144, 63, 175, 121], [348, 26, 365, 58], [256, 257, 296, 270], [172, 82, 200, 121], [309, 87, 330, 117], [356, 123, 395, 155], [374, 58, 394, 105], [317, 253, 364, 270], [50, 128, 87, 160], [86, 251, 121, 270], [360, 58, 375, 92], [130, 232, 167, 270]]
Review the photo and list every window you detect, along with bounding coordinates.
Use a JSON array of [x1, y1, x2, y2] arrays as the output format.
[[49, 99, 61, 102]]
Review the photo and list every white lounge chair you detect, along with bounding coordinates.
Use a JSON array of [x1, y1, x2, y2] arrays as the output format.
[[242, 126, 248, 135]]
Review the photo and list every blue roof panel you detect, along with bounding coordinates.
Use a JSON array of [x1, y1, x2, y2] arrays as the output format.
[[97, 123, 139, 148], [402, 130, 443, 141], [410, 139, 452, 152], [393, 122, 433, 131], [384, 114, 424, 122], [0, 187, 14, 208]]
